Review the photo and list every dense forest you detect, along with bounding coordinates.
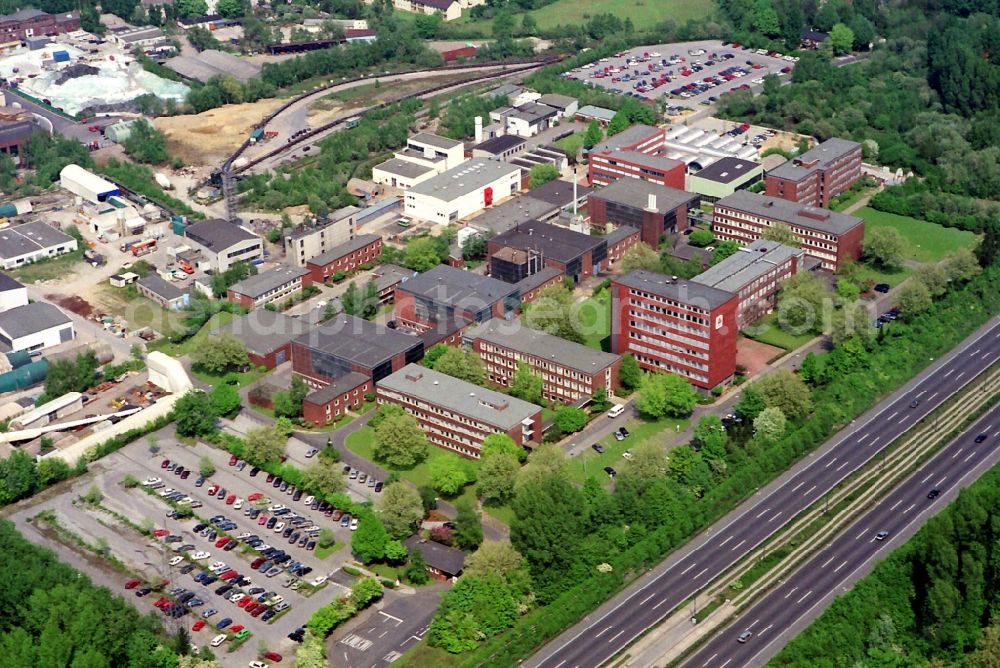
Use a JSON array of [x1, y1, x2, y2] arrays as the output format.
[[770, 461, 1000, 667]]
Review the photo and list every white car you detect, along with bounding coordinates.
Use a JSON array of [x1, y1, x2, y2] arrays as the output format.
[[622, 451, 634, 461], [266, 595, 284, 607], [303, 495, 315, 506], [229, 592, 245, 603], [237, 532, 252, 539], [257, 543, 271, 552], [177, 497, 192, 505], [350, 518, 359, 531], [210, 634, 227, 647], [191, 551, 211, 560], [159, 488, 175, 497], [310, 575, 327, 587], [268, 504, 286, 512], [752, 78, 765, 85], [142, 477, 161, 486], [169, 556, 184, 566], [273, 522, 285, 533], [233, 499, 243, 510]]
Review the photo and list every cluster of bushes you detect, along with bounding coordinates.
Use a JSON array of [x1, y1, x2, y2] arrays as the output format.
[[99, 160, 203, 220], [307, 577, 383, 637]]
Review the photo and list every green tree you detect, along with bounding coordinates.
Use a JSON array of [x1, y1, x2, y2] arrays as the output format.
[[831, 302, 874, 346], [753, 406, 787, 441], [198, 456, 215, 478], [351, 511, 388, 563], [618, 243, 661, 273], [829, 23, 856, 55], [750, 0, 781, 35], [693, 414, 728, 460], [553, 405, 588, 434], [173, 390, 218, 437], [368, 402, 405, 429], [762, 223, 800, 246], [464, 540, 524, 579], [529, 164, 560, 189], [317, 528, 336, 549], [374, 413, 429, 468], [848, 14, 875, 50], [590, 386, 612, 413], [432, 347, 486, 385], [583, 121, 604, 150], [421, 344, 449, 369], [431, 454, 469, 496], [404, 546, 430, 584], [865, 228, 906, 270], [215, 0, 244, 17], [0, 450, 39, 504], [710, 239, 741, 266], [754, 369, 812, 421], [404, 237, 445, 271], [192, 334, 248, 375], [208, 383, 240, 418], [122, 119, 169, 164], [898, 280, 933, 318], [454, 499, 484, 550], [776, 272, 828, 334], [376, 482, 424, 539], [606, 111, 630, 137], [688, 228, 716, 247], [509, 361, 543, 405], [477, 451, 520, 505], [481, 433, 523, 462], [524, 283, 584, 344], [619, 353, 643, 391], [176, 0, 208, 18], [301, 461, 345, 497], [243, 424, 286, 463], [835, 278, 861, 302], [944, 248, 982, 283], [734, 386, 766, 421], [635, 373, 697, 419], [413, 11, 443, 38]]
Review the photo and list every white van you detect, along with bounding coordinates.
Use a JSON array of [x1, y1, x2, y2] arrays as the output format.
[[210, 634, 227, 647], [607, 404, 625, 418]]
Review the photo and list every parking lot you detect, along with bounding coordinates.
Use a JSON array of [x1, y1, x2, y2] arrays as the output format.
[[329, 590, 443, 668], [562, 39, 795, 110], [7, 425, 407, 667]]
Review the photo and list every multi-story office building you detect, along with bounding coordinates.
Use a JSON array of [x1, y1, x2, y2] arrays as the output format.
[[691, 240, 804, 328], [372, 132, 467, 189], [394, 265, 522, 333], [283, 206, 358, 267], [227, 265, 312, 309], [487, 220, 609, 284], [611, 269, 738, 391], [712, 191, 864, 270], [305, 233, 382, 284], [465, 319, 621, 404], [183, 219, 263, 272], [588, 177, 700, 248], [764, 138, 862, 207], [376, 364, 542, 457], [588, 124, 687, 189]]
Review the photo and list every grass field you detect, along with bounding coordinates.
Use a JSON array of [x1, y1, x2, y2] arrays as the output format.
[[741, 312, 815, 351], [454, 0, 714, 32], [566, 414, 689, 485], [856, 207, 979, 264], [10, 251, 84, 284], [314, 542, 344, 559], [576, 295, 611, 351], [146, 311, 236, 357]]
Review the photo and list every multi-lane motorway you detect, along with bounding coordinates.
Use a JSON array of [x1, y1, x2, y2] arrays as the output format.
[[685, 403, 1000, 668], [529, 317, 1000, 668]]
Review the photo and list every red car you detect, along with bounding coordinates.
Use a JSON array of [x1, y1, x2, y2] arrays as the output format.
[[228, 625, 245, 634], [225, 494, 236, 505], [229, 455, 238, 466], [153, 597, 171, 609], [245, 602, 258, 613], [215, 537, 231, 548], [220, 570, 238, 580], [266, 473, 275, 483], [250, 606, 266, 617], [161, 459, 170, 469], [251, 557, 266, 569], [238, 597, 251, 609], [153, 529, 169, 537], [207, 484, 219, 495], [125, 579, 140, 589], [257, 514, 269, 526], [264, 651, 283, 662], [247, 492, 264, 501], [192, 620, 206, 631]]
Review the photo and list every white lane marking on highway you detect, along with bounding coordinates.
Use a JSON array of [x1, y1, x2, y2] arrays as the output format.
[[953, 448, 964, 459], [921, 472, 934, 484], [797, 590, 813, 604], [770, 511, 783, 522], [380, 611, 403, 623], [640, 592, 656, 606], [680, 563, 696, 575], [784, 586, 798, 599], [855, 527, 869, 540], [694, 567, 709, 579], [759, 624, 774, 636], [870, 437, 881, 446], [553, 661, 567, 668], [747, 618, 760, 630], [803, 485, 817, 497], [965, 452, 977, 462], [944, 369, 955, 378], [995, 430, 1000, 437], [825, 457, 837, 468], [834, 561, 848, 573], [985, 352, 993, 360], [756, 508, 770, 518], [917, 389, 928, 398], [888, 411, 899, 420], [956, 371, 966, 380], [595, 627, 610, 638], [890, 499, 902, 511], [903, 504, 916, 514], [702, 653, 718, 667], [972, 348, 981, 355], [607, 630, 625, 643], [653, 598, 670, 609], [720, 660, 733, 668], [719, 535, 732, 547], [731, 539, 746, 552], [858, 433, 870, 442], [820, 556, 835, 569], [836, 460, 850, 472], [930, 392, 939, 400], [936, 475, 948, 487], [791, 481, 805, 492]]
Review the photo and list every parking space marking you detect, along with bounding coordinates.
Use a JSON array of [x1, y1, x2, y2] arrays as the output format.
[[379, 610, 403, 625]]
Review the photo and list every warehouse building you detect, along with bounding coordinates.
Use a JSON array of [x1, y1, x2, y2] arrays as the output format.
[[0, 273, 26, 312], [574, 105, 616, 127], [404, 159, 521, 223], [60, 164, 120, 204], [216, 310, 313, 370], [764, 138, 862, 207], [712, 191, 864, 270], [376, 364, 542, 457], [0, 301, 74, 353], [588, 178, 700, 248], [466, 179, 590, 236], [466, 319, 621, 404], [184, 218, 263, 272], [227, 265, 311, 309], [373, 132, 466, 190], [137, 274, 189, 310], [305, 233, 382, 284], [611, 269, 737, 391], [0, 221, 78, 270], [471, 134, 526, 161], [691, 240, 804, 328], [489, 102, 560, 137], [687, 157, 763, 201]]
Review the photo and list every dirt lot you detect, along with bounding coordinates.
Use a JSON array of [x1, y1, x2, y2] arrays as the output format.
[[155, 98, 286, 165], [736, 337, 785, 377]]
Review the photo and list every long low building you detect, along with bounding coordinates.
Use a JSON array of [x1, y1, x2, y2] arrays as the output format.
[[404, 159, 521, 223], [0, 222, 79, 270], [712, 191, 864, 270], [305, 234, 382, 284], [465, 319, 621, 404], [227, 265, 312, 309], [0, 302, 74, 353], [216, 310, 314, 370], [376, 364, 541, 458]]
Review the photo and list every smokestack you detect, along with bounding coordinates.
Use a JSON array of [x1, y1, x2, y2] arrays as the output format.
[[647, 193, 657, 211], [573, 166, 578, 215], [475, 116, 483, 144]]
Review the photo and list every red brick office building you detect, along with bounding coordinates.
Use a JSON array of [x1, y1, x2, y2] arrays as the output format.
[[587, 124, 687, 190], [589, 178, 701, 248], [764, 138, 862, 207], [302, 373, 372, 426], [0, 9, 79, 41], [226, 265, 311, 309], [712, 191, 864, 270], [611, 269, 738, 391], [394, 265, 522, 333], [305, 233, 382, 284]]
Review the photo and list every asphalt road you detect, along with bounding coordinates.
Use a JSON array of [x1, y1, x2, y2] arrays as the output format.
[[528, 316, 1000, 668], [684, 403, 1000, 668]]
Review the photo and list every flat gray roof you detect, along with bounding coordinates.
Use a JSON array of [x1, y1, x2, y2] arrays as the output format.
[[615, 269, 735, 310], [523, 178, 591, 209], [715, 191, 863, 236], [307, 234, 380, 268], [229, 265, 310, 299], [693, 239, 802, 293], [409, 132, 462, 151], [408, 159, 520, 201], [536, 93, 576, 110], [767, 138, 861, 182], [509, 102, 559, 124], [593, 124, 661, 152], [512, 266, 561, 293], [0, 222, 74, 260], [138, 274, 185, 301], [466, 195, 553, 235], [216, 310, 313, 356], [185, 219, 259, 252], [466, 318, 619, 374], [608, 150, 684, 173], [294, 314, 422, 368], [374, 157, 435, 180], [372, 263, 416, 293], [576, 104, 616, 122], [398, 265, 517, 308], [378, 363, 539, 430], [473, 134, 526, 155], [303, 371, 369, 405], [491, 219, 603, 264], [590, 179, 699, 214], [0, 273, 23, 292], [0, 302, 70, 340], [693, 157, 761, 184], [605, 226, 639, 245]]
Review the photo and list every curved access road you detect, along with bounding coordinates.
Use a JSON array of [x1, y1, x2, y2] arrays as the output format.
[[527, 316, 1000, 668], [684, 403, 1000, 668]]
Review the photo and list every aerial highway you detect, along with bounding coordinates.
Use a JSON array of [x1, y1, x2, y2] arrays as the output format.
[[684, 403, 1000, 668], [528, 316, 1000, 668]]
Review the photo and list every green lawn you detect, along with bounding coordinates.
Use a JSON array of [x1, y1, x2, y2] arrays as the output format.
[[454, 0, 713, 32], [853, 262, 911, 289], [147, 311, 236, 357], [576, 295, 611, 351], [10, 251, 84, 283], [856, 207, 979, 264], [566, 414, 689, 485], [741, 312, 816, 351], [482, 502, 516, 526], [315, 542, 344, 559]]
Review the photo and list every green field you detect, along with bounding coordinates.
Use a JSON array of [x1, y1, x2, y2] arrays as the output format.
[[741, 312, 816, 351], [452, 0, 713, 33], [856, 207, 979, 264], [567, 414, 688, 485], [576, 295, 612, 351]]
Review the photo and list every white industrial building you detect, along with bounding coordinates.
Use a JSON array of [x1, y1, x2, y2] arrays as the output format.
[[0, 221, 79, 269], [372, 132, 467, 190], [404, 159, 521, 223], [662, 124, 760, 171], [0, 273, 27, 311], [489, 102, 559, 137], [0, 302, 74, 352], [59, 164, 120, 204], [183, 218, 263, 272]]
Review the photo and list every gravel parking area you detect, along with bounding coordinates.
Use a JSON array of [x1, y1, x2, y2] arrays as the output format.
[[562, 39, 796, 111]]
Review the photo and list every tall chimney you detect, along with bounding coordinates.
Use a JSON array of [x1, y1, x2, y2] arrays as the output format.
[[573, 166, 578, 215], [647, 193, 657, 211], [475, 116, 483, 144]]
